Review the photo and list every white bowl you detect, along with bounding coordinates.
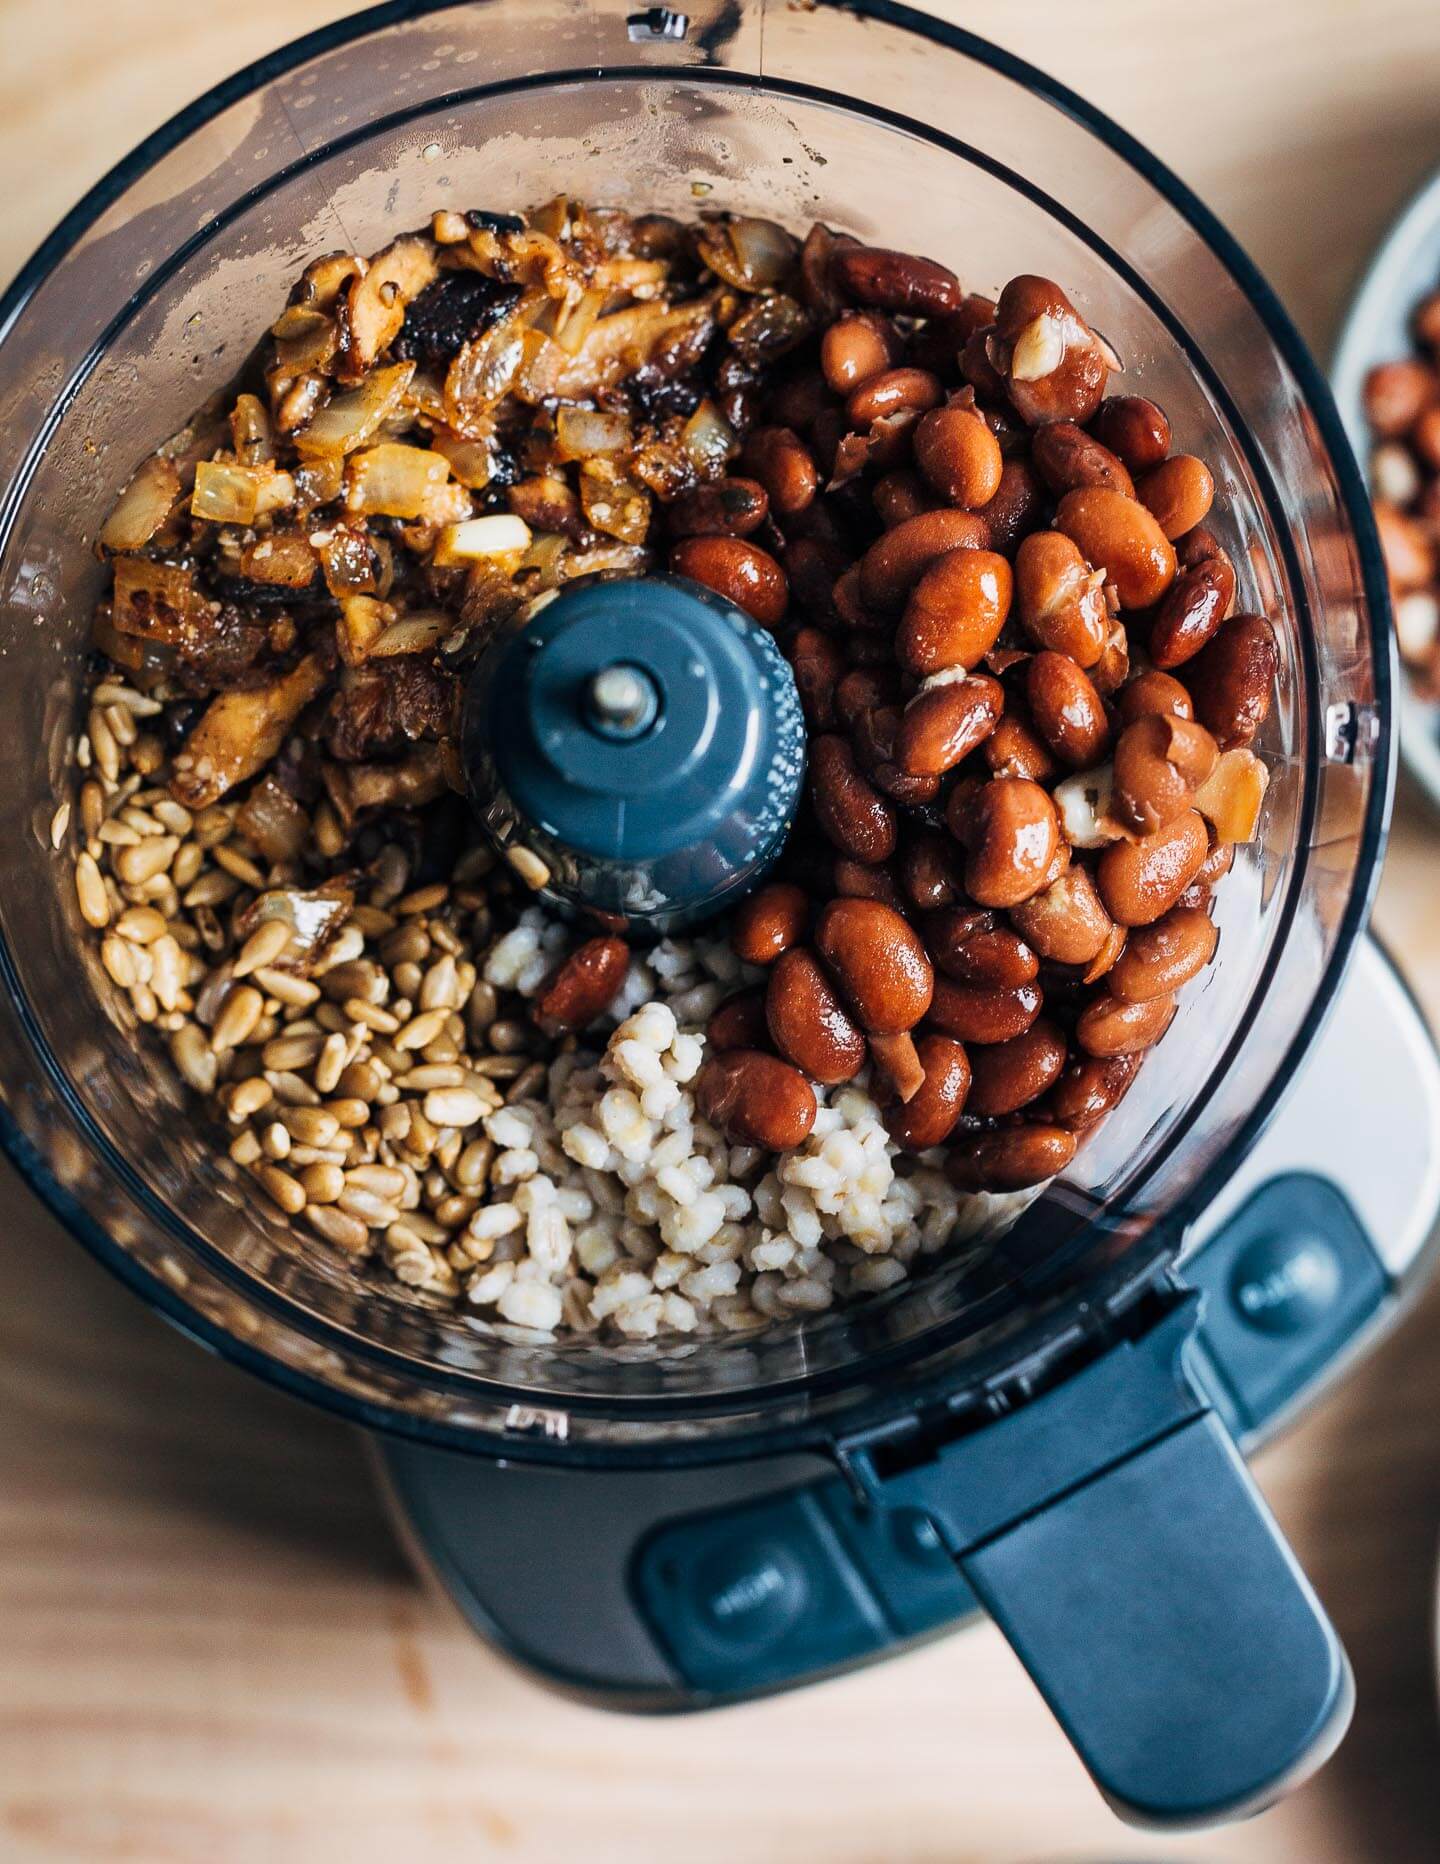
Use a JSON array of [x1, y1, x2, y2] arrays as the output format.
[[1332, 169, 1440, 811]]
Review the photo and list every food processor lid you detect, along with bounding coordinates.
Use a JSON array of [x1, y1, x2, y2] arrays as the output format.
[[0, 0, 1394, 1462]]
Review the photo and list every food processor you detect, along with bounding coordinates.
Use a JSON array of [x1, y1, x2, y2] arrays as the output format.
[[0, 0, 1432, 1830]]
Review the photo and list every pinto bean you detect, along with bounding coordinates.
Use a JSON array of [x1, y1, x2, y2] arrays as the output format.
[[993, 275, 1112, 426], [1185, 614, 1278, 748], [1032, 421, 1135, 497], [1176, 524, 1232, 572], [1014, 530, 1108, 666], [982, 457, 1044, 554], [766, 947, 867, 1084], [853, 510, 991, 611], [966, 1017, 1067, 1115], [1083, 918, 1128, 985], [960, 323, 1008, 400], [667, 477, 769, 537], [831, 564, 875, 630], [695, 1049, 817, 1150], [858, 508, 990, 613], [954, 777, 1060, 909], [1197, 837, 1235, 888], [928, 976, 1043, 1044], [1007, 867, 1114, 966], [904, 309, 970, 378], [982, 711, 1059, 783], [814, 897, 933, 1033], [834, 667, 899, 729], [787, 626, 844, 729], [848, 627, 900, 670], [1136, 454, 1215, 540], [913, 403, 1005, 509], [1026, 652, 1111, 767], [821, 311, 903, 393], [1045, 1050, 1142, 1132], [809, 735, 898, 864], [946, 1123, 1077, 1190], [1038, 835, 1073, 891], [873, 468, 937, 528], [925, 909, 1039, 987], [1149, 552, 1237, 668], [896, 673, 1003, 775], [1097, 809, 1209, 926], [833, 245, 963, 317], [771, 369, 833, 431], [1076, 991, 1178, 1057], [1115, 669, 1195, 726], [707, 990, 770, 1051], [897, 548, 1013, 675], [670, 535, 788, 627], [1091, 395, 1171, 472], [742, 427, 819, 517], [533, 936, 630, 1033], [899, 827, 966, 911], [783, 535, 849, 621], [809, 405, 848, 476], [1111, 714, 1218, 835], [832, 857, 908, 912], [732, 882, 809, 965], [1107, 907, 1218, 1003], [847, 367, 945, 427], [852, 704, 941, 805], [1055, 486, 1177, 609], [885, 1033, 971, 1150]]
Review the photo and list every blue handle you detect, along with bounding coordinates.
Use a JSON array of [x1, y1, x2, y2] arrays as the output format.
[[961, 1411, 1351, 1825], [852, 1296, 1352, 1827]]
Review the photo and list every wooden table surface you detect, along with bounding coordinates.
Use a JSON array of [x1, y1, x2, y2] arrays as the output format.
[[4, 3, 1440, 1859]]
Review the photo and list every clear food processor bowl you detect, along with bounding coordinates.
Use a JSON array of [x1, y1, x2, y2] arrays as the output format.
[[0, 0, 1391, 1459]]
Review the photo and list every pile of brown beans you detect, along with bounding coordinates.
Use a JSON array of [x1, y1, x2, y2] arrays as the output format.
[[677, 246, 1275, 1191], [1362, 288, 1440, 698]]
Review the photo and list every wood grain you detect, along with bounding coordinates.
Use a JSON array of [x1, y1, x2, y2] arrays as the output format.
[[2, 3, 1440, 1859]]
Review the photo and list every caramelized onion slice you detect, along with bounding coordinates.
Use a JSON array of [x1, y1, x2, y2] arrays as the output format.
[[192, 460, 296, 526], [99, 456, 182, 552], [293, 361, 416, 460], [344, 443, 451, 519]]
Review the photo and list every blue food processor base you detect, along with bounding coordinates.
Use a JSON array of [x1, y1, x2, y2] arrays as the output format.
[[374, 936, 1438, 1814]]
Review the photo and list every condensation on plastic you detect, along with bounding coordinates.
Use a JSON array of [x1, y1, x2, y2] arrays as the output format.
[[0, 0, 1391, 1455]]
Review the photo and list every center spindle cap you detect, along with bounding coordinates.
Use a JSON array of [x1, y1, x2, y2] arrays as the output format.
[[462, 574, 806, 930], [585, 662, 660, 740]]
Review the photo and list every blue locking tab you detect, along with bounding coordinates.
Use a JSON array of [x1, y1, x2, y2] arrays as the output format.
[[1183, 1172, 1389, 1432], [632, 1485, 890, 1694]]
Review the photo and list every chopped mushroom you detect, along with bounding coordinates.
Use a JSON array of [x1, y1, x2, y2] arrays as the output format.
[[169, 655, 328, 808], [339, 236, 439, 379]]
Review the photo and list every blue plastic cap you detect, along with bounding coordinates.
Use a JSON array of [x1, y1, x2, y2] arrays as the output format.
[[462, 574, 805, 931]]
